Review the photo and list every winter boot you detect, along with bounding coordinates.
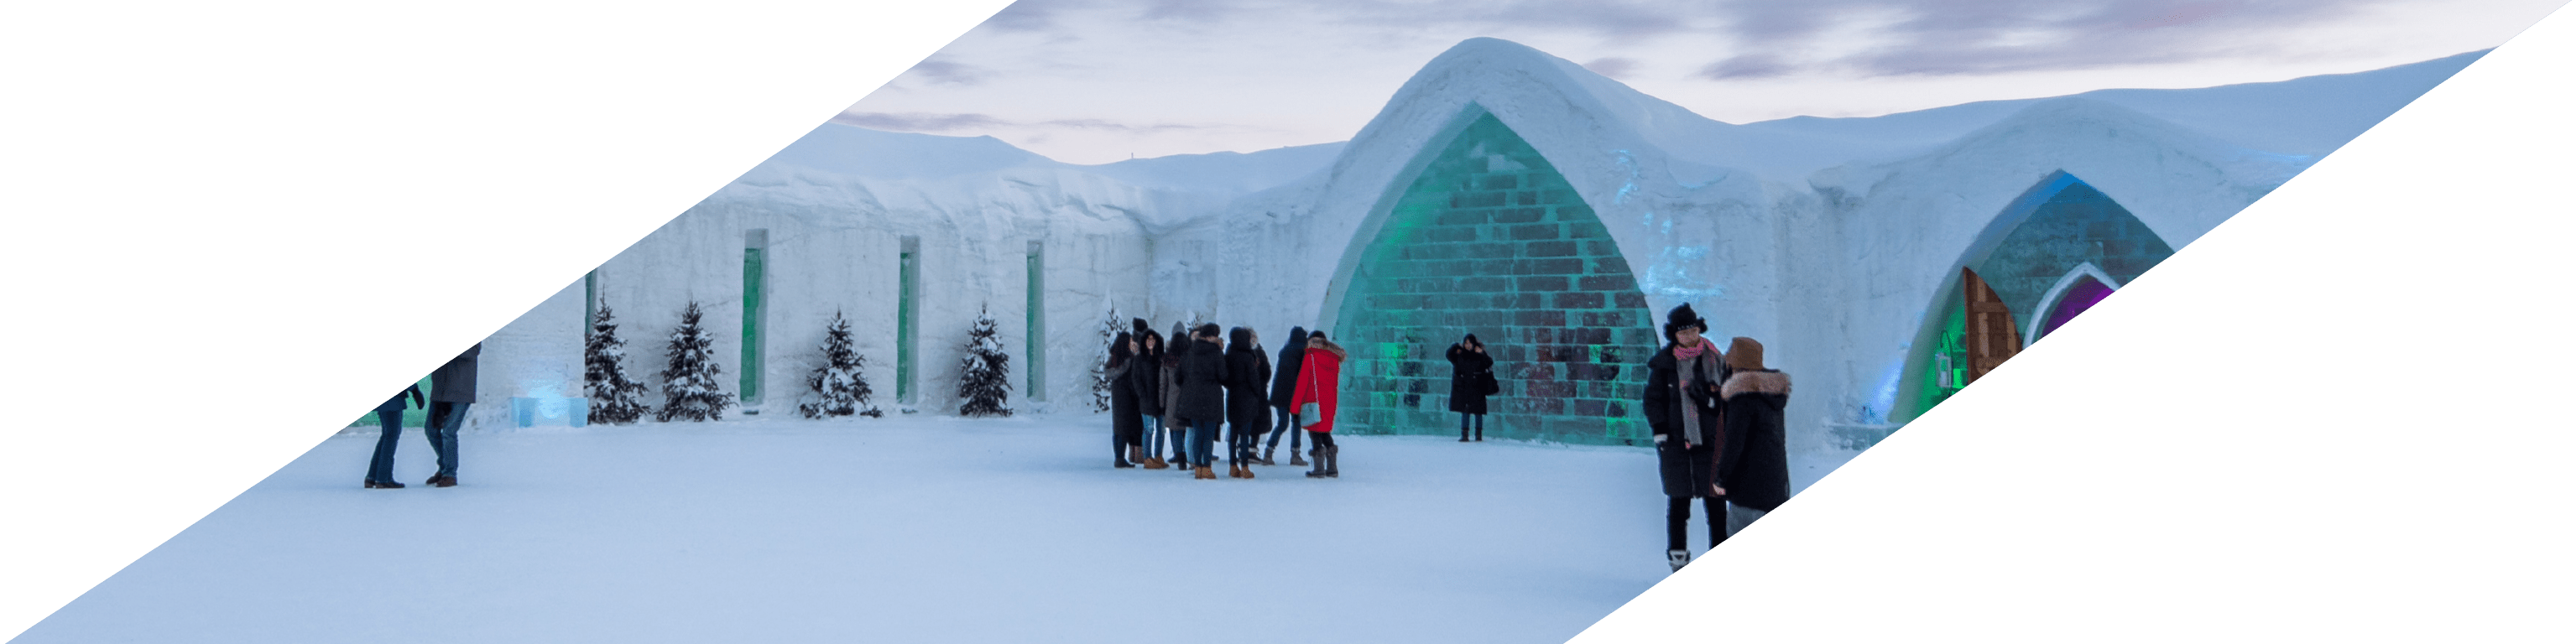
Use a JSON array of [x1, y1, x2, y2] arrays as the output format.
[[1668, 548, 1691, 572], [364, 480, 404, 489], [1323, 445, 1339, 478], [1142, 456, 1167, 470], [1194, 465, 1217, 480], [1289, 449, 1307, 466], [1304, 448, 1328, 478]]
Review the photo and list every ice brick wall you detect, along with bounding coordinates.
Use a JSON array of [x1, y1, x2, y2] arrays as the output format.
[[1332, 113, 1656, 444]]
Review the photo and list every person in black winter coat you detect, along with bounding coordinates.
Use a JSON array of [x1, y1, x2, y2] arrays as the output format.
[[1175, 324, 1231, 479], [1262, 326, 1309, 465], [1447, 334, 1495, 442], [1107, 332, 1143, 469], [364, 382, 425, 488], [1717, 336, 1791, 535], [422, 342, 479, 488], [1132, 322, 1171, 470], [1223, 326, 1272, 478], [1160, 322, 1191, 470], [1643, 304, 1725, 572]]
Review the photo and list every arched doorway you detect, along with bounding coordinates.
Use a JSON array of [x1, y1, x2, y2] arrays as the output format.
[[1329, 111, 1659, 444], [1894, 172, 2174, 425]]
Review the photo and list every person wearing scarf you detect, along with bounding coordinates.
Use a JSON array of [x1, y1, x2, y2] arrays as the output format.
[[1644, 304, 1727, 572]]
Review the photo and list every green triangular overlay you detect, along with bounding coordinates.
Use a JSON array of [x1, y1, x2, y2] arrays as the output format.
[[0, 3, 1019, 638], [1576, 5, 2565, 644]]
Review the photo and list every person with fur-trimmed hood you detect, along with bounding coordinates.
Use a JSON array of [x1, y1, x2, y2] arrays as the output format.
[[1106, 332, 1142, 469], [1131, 321, 1171, 470], [1176, 323, 1231, 480], [1223, 326, 1271, 479], [1290, 330, 1348, 478], [1261, 326, 1309, 465], [1644, 304, 1726, 572], [1717, 336, 1791, 536]]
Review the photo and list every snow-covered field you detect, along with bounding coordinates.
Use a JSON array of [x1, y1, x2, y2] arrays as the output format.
[[16, 414, 1852, 644]]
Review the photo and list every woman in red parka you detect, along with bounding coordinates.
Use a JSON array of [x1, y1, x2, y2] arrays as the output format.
[[1291, 330, 1347, 478]]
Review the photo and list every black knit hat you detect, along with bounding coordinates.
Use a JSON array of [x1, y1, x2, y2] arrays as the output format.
[[1662, 304, 1708, 343]]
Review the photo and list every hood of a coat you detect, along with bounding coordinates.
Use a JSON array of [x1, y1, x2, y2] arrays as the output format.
[[1721, 369, 1791, 400], [1306, 337, 1347, 360]]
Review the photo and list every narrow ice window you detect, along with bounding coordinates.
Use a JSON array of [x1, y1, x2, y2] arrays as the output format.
[[742, 229, 768, 411], [1025, 240, 1046, 402], [898, 235, 920, 405]]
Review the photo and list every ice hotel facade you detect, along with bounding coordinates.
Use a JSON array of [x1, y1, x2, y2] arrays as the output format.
[[451, 39, 2474, 456]]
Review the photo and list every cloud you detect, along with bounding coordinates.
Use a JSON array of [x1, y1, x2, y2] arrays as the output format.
[[1697, 54, 1791, 80], [830, 112, 1013, 132], [906, 60, 992, 86], [831, 111, 1239, 135], [1696, 0, 2382, 77]]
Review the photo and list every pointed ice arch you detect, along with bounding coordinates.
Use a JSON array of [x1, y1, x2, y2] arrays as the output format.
[[1319, 106, 1660, 445], [1890, 170, 2175, 427]]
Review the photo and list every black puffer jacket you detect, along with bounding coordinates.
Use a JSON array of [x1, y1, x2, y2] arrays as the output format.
[[1718, 369, 1793, 512], [1175, 337, 1229, 426], [1268, 328, 1308, 412], [1225, 327, 1271, 435]]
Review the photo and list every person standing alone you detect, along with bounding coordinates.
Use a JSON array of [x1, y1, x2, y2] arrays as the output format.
[[1447, 334, 1495, 442], [422, 342, 479, 488]]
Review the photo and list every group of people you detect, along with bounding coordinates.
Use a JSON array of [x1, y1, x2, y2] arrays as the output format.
[[363, 343, 482, 489], [1647, 304, 1791, 572], [1102, 319, 1353, 480]]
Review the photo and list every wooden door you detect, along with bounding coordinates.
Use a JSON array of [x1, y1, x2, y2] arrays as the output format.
[[1961, 267, 2023, 384]]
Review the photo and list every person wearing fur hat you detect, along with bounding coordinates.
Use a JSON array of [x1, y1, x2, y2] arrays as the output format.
[[1223, 326, 1271, 478], [1291, 330, 1348, 478], [1132, 323, 1171, 469], [1106, 332, 1143, 468], [1645, 304, 1727, 572], [1261, 326, 1311, 465], [1447, 333, 1495, 442], [1718, 336, 1792, 535]]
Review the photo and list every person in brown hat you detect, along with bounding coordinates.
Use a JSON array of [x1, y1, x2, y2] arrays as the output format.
[[1718, 336, 1792, 537], [1645, 304, 1726, 572]]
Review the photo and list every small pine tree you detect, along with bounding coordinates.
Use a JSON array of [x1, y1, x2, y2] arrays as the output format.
[[657, 301, 735, 422], [957, 304, 1013, 418], [801, 310, 882, 418], [1090, 304, 1121, 413], [585, 301, 652, 424]]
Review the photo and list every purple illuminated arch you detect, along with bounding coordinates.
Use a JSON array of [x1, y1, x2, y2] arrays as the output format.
[[2038, 276, 2115, 340]]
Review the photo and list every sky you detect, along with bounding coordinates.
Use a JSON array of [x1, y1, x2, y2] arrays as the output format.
[[840, 0, 2570, 165]]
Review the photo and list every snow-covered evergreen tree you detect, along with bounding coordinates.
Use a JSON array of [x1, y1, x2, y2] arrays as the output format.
[[585, 301, 652, 424], [657, 301, 734, 422], [800, 310, 881, 418], [1090, 304, 1121, 413], [957, 304, 1012, 418]]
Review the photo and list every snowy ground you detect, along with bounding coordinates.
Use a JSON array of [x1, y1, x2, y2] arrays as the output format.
[[16, 414, 1854, 644]]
